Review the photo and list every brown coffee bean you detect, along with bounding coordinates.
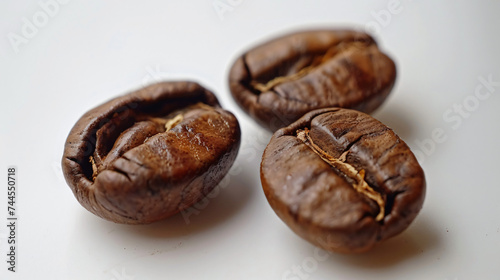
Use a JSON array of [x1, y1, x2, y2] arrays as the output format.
[[229, 29, 397, 131], [260, 108, 425, 253], [62, 81, 241, 224]]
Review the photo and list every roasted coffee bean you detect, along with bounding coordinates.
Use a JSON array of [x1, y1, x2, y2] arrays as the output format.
[[229, 29, 397, 131], [260, 108, 425, 253], [62, 82, 241, 224]]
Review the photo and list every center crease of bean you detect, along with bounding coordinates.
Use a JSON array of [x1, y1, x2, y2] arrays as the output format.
[[296, 128, 385, 221]]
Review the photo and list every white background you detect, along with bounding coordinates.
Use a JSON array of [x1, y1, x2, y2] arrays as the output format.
[[1, 1, 500, 279]]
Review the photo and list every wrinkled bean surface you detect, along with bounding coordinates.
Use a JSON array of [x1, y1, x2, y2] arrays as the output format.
[[260, 108, 425, 253], [62, 82, 241, 224], [229, 29, 397, 131]]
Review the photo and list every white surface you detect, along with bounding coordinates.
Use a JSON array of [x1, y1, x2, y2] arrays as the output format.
[[1, 1, 500, 279]]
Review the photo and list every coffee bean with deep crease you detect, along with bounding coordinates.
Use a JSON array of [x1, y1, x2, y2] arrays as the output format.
[[229, 29, 397, 131], [260, 108, 425, 253], [62, 81, 241, 224]]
